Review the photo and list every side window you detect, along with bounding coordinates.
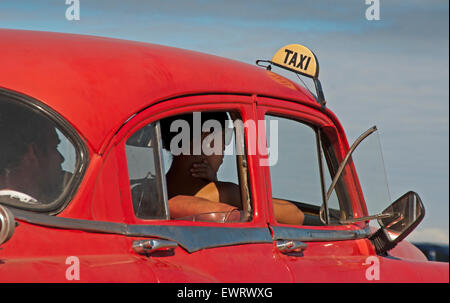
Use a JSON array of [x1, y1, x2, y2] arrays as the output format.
[[125, 111, 252, 223], [0, 93, 83, 211], [126, 122, 168, 219], [265, 115, 323, 205], [265, 114, 349, 226]]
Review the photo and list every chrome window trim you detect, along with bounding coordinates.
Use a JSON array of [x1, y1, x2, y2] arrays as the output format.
[[11, 209, 370, 253], [271, 225, 371, 242], [127, 225, 272, 252], [11, 209, 272, 253]]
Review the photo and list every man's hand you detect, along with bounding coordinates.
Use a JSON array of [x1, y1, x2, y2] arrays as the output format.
[[190, 160, 217, 181]]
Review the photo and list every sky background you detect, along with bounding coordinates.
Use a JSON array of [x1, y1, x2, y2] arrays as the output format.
[[1, 0, 448, 244]]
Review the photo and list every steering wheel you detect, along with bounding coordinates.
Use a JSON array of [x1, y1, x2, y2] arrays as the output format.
[[0, 189, 38, 204]]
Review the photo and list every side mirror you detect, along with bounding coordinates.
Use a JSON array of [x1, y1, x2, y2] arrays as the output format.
[[370, 191, 425, 255], [0, 204, 16, 246]]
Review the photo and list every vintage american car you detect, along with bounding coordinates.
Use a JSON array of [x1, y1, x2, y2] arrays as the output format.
[[0, 29, 448, 282]]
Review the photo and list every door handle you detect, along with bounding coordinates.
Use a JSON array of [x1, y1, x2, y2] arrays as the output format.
[[133, 239, 178, 255], [276, 240, 307, 254]]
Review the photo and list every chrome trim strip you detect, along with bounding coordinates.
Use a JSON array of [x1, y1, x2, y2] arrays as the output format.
[[11, 209, 370, 252], [11, 209, 272, 253], [128, 225, 272, 252], [272, 226, 371, 242], [11, 209, 128, 234]]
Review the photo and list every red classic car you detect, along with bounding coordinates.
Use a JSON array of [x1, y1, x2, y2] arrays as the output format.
[[0, 29, 448, 283]]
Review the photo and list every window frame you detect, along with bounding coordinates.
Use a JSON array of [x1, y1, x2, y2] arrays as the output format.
[[0, 88, 89, 214], [256, 97, 358, 228], [126, 112, 254, 222], [320, 130, 354, 223], [263, 113, 327, 213], [115, 95, 267, 228]]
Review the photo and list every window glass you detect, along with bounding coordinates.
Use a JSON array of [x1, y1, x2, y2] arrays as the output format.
[[125, 111, 252, 223], [324, 129, 390, 223], [126, 123, 167, 219], [265, 115, 322, 205], [265, 114, 350, 226], [0, 95, 80, 209]]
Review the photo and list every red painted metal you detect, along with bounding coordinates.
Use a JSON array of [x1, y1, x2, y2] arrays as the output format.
[[0, 29, 316, 154], [0, 29, 448, 283]]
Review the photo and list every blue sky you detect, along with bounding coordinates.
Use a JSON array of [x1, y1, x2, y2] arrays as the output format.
[[1, 0, 448, 243]]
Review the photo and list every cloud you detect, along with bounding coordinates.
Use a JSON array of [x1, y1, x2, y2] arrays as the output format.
[[407, 228, 449, 244]]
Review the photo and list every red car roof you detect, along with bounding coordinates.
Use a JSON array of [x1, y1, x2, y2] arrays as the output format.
[[0, 29, 317, 152]]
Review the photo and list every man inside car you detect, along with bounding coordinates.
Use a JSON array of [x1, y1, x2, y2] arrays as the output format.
[[0, 101, 66, 204]]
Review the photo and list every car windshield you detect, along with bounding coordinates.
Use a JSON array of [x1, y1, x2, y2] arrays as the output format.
[[325, 128, 391, 224]]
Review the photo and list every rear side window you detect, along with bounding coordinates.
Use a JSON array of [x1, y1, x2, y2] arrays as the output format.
[[0, 91, 86, 212], [125, 110, 253, 223]]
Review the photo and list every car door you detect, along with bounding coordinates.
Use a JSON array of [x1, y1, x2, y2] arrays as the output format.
[[112, 94, 292, 282], [256, 96, 379, 283]]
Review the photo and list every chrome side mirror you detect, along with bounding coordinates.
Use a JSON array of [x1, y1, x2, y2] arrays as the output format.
[[0, 204, 16, 246], [370, 191, 425, 255]]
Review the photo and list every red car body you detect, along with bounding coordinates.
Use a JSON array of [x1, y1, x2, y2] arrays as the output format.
[[0, 29, 448, 282]]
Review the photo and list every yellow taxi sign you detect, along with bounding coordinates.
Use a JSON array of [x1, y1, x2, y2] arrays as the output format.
[[271, 44, 319, 79]]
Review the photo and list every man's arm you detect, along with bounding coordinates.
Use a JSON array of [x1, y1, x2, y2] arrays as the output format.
[[272, 198, 305, 225], [188, 160, 304, 225], [168, 194, 237, 219]]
